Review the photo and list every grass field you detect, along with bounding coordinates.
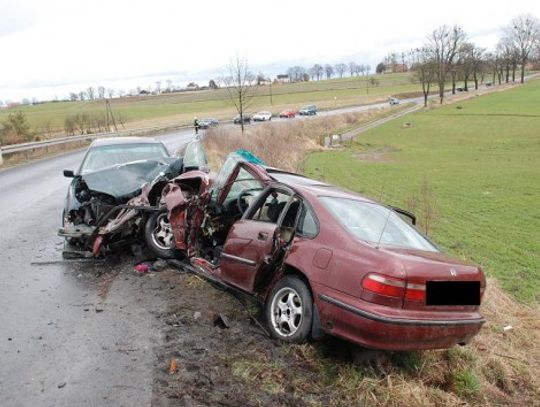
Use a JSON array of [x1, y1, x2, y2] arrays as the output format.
[[304, 79, 540, 303], [0, 73, 420, 134]]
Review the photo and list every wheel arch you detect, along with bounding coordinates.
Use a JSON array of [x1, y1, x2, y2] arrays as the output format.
[[281, 263, 313, 297]]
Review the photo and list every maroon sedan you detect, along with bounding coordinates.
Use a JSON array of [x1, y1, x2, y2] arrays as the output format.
[[279, 109, 296, 118], [157, 151, 485, 350]]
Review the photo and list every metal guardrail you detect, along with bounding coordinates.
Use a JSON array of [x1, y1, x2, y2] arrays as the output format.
[[0, 123, 194, 164]]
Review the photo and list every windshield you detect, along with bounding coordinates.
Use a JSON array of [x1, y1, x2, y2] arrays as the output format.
[[320, 197, 438, 252], [80, 143, 169, 174]]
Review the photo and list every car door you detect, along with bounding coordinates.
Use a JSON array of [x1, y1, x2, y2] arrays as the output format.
[[178, 138, 208, 171], [219, 186, 298, 293]]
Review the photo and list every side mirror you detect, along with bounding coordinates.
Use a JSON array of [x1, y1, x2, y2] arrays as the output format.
[[63, 169, 75, 178]]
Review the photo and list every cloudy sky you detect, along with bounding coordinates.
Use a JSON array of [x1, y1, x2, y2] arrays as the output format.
[[1, 0, 539, 102]]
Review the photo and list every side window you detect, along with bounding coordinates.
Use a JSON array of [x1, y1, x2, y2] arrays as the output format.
[[250, 190, 291, 223], [296, 204, 318, 237]]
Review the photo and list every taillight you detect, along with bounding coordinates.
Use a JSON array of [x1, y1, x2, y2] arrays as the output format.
[[362, 274, 405, 298], [361, 273, 426, 307], [405, 282, 426, 301]]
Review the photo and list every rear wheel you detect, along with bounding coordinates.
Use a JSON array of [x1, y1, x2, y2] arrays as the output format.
[[265, 276, 313, 343], [145, 209, 176, 259]]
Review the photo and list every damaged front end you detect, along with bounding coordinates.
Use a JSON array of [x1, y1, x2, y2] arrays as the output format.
[[59, 158, 183, 257]]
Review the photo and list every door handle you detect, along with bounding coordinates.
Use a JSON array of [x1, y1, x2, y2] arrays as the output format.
[[258, 231, 269, 241]]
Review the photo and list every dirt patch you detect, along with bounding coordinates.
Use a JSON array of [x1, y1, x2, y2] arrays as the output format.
[[354, 145, 400, 163], [151, 269, 309, 407]]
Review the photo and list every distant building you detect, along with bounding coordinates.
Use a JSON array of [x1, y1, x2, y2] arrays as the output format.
[[383, 63, 407, 73], [276, 74, 289, 83]]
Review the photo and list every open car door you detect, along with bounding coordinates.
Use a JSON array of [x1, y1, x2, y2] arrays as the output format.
[[219, 186, 300, 293]]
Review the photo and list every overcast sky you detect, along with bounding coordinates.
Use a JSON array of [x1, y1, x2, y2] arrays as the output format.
[[1, 0, 539, 102]]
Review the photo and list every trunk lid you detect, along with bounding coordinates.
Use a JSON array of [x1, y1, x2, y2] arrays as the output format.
[[383, 247, 485, 311]]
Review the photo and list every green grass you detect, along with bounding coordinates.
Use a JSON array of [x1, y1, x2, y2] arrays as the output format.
[[0, 73, 420, 133], [304, 79, 540, 303]]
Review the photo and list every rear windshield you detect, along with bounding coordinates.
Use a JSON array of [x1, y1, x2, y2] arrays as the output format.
[[320, 197, 437, 252]]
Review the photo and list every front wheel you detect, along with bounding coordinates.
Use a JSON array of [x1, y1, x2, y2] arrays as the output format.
[[265, 276, 313, 343], [144, 209, 176, 259]]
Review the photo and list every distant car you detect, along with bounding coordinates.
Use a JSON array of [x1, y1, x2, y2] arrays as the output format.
[[298, 105, 317, 115], [198, 118, 219, 129], [389, 97, 400, 105], [279, 109, 296, 118], [253, 111, 273, 121], [233, 114, 252, 124]]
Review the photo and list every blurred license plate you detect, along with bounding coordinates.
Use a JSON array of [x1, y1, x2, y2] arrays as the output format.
[[426, 281, 480, 306]]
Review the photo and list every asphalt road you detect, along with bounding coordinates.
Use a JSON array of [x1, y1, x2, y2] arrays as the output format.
[[0, 129, 194, 406]]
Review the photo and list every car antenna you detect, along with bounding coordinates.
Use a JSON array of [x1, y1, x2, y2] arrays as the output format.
[[376, 208, 392, 249]]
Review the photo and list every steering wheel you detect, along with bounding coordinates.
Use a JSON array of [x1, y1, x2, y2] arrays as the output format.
[[236, 189, 256, 214]]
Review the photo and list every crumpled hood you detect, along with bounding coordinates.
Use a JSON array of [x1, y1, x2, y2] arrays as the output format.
[[80, 159, 173, 198]]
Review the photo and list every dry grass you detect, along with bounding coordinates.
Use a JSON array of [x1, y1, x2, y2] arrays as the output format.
[[225, 274, 540, 407], [203, 107, 401, 172]]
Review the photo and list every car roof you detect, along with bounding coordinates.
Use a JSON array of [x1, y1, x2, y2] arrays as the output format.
[[266, 168, 376, 203], [89, 136, 164, 147]]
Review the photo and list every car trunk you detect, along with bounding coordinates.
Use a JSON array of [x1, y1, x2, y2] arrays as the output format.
[[384, 247, 485, 311]]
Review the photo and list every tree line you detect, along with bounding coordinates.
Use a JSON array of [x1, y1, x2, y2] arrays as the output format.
[[285, 62, 372, 82], [403, 14, 540, 107]]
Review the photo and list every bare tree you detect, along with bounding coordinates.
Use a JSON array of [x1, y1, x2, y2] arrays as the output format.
[[309, 64, 324, 80], [97, 86, 106, 99], [356, 64, 366, 76], [470, 45, 486, 90], [348, 61, 357, 76], [155, 81, 161, 94], [334, 63, 347, 78], [223, 55, 254, 135], [69, 92, 78, 101], [78, 91, 86, 101], [504, 14, 540, 83], [107, 88, 115, 98], [324, 64, 334, 79], [427, 25, 466, 103], [87, 87, 96, 100], [287, 66, 306, 82], [166, 79, 173, 92], [412, 48, 437, 107], [459, 42, 474, 91]]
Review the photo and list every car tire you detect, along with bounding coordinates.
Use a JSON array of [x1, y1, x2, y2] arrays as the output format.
[[265, 276, 313, 343], [144, 209, 176, 259]]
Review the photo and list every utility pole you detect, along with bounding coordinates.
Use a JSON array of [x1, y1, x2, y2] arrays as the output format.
[[269, 81, 273, 105], [105, 99, 118, 133]]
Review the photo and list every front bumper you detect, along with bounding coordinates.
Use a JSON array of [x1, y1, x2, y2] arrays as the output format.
[[318, 293, 485, 350]]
